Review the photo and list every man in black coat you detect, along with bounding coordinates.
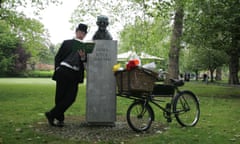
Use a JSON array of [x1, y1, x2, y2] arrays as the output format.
[[45, 23, 88, 127]]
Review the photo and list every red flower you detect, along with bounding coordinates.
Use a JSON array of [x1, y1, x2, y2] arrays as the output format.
[[126, 59, 140, 70]]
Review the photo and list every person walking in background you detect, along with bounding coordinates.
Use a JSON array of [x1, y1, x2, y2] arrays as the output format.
[[184, 72, 190, 81], [45, 23, 88, 127], [203, 73, 209, 84], [179, 73, 184, 81]]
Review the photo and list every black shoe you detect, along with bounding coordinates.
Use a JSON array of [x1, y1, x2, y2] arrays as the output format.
[[56, 121, 64, 127], [45, 112, 56, 126]]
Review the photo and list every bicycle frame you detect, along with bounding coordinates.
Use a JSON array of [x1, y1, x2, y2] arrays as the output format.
[[117, 79, 200, 131], [118, 85, 182, 119], [143, 84, 180, 111]]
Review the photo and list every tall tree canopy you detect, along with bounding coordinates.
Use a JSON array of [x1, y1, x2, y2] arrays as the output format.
[[0, 0, 61, 75], [184, 0, 240, 84]]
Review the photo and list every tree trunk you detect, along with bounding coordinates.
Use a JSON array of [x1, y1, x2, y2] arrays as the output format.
[[166, 3, 184, 83], [195, 70, 199, 81], [228, 17, 240, 85], [209, 68, 215, 82], [228, 52, 239, 84], [215, 67, 222, 81]]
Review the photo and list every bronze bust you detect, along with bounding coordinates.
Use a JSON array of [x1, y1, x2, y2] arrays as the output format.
[[92, 15, 113, 40]]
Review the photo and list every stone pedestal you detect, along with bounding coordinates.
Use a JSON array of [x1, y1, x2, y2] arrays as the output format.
[[86, 40, 117, 125]]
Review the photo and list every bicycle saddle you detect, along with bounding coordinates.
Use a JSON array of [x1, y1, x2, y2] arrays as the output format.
[[170, 79, 184, 87]]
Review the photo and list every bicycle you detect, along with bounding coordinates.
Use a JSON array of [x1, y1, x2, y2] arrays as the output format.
[[115, 67, 200, 132]]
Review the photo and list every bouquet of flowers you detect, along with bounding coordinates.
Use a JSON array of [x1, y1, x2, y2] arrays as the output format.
[[126, 59, 140, 70]]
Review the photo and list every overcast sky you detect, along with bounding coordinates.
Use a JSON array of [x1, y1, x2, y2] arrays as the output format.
[[23, 1, 134, 44], [24, 0, 96, 44], [39, 0, 80, 44]]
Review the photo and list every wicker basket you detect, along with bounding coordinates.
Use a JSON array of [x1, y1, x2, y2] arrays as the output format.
[[115, 67, 158, 93]]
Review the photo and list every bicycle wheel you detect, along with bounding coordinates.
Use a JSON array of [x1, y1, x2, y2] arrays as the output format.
[[173, 91, 200, 127], [126, 101, 154, 132]]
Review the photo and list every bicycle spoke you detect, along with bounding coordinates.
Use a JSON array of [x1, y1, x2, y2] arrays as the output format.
[[127, 101, 153, 132], [173, 91, 200, 127]]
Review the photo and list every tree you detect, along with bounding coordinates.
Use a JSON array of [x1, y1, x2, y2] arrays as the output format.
[[181, 44, 228, 82], [119, 16, 170, 59], [0, 20, 18, 75], [128, 0, 185, 82], [12, 43, 31, 76], [0, 0, 61, 75], [167, 0, 184, 81], [184, 0, 240, 84], [180, 46, 203, 81]]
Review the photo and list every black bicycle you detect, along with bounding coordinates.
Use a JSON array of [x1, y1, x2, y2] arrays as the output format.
[[115, 68, 200, 132]]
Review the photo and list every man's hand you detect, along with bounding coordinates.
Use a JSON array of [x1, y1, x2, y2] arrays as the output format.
[[79, 49, 86, 61]]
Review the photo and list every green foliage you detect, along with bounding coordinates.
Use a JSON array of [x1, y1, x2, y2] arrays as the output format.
[[119, 17, 171, 60], [181, 46, 228, 73], [183, 0, 240, 84], [0, 0, 60, 76], [184, 0, 234, 51], [0, 20, 18, 75], [0, 16, 53, 76]]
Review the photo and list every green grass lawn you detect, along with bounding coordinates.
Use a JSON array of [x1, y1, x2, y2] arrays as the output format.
[[0, 78, 240, 144]]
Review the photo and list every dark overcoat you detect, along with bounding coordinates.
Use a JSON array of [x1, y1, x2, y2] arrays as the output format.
[[52, 39, 85, 83]]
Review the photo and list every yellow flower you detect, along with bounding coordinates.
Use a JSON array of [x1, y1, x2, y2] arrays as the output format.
[[112, 63, 121, 72]]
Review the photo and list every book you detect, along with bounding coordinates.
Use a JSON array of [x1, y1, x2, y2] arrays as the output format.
[[72, 39, 95, 54]]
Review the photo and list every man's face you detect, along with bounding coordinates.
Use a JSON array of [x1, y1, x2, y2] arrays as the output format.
[[76, 30, 86, 40], [97, 21, 107, 31]]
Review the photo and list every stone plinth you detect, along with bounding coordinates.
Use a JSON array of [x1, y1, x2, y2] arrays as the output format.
[[86, 40, 117, 125]]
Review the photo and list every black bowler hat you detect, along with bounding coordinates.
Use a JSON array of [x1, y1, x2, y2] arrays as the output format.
[[76, 23, 88, 33]]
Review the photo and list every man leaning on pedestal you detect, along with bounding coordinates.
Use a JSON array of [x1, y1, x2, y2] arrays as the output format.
[[45, 23, 88, 127]]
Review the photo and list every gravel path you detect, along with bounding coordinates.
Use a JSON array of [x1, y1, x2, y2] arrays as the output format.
[[35, 116, 168, 143]]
